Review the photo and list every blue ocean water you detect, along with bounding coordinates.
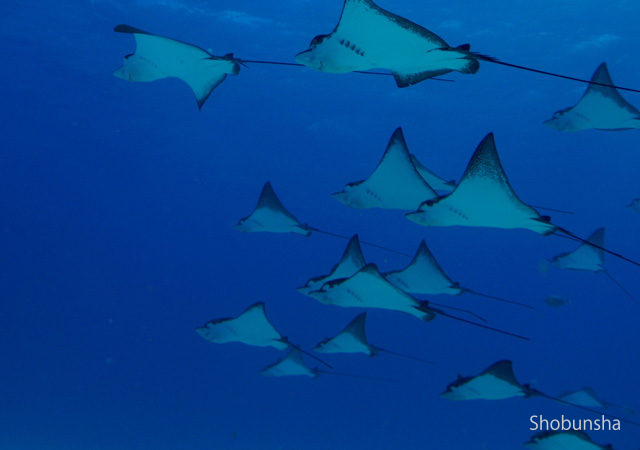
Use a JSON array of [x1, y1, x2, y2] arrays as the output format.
[[1, 0, 639, 448]]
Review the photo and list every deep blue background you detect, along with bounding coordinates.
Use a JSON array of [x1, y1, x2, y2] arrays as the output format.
[[1, 0, 639, 448]]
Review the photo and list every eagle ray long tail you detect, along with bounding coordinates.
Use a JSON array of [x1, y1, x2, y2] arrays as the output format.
[[462, 287, 536, 311], [554, 227, 640, 267], [238, 57, 640, 92], [427, 301, 490, 324], [316, 369, 397, 382], [530, 204, 574, 215], [430, 308, 530, 341], [603, 270, 637, 303], [476, 55, 640, 94], [371, 345, 435, 365], [307, 226, 412, 257], [284, 341, 333, 369]]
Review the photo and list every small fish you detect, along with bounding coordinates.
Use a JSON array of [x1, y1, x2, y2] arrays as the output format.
[[627, 198, 640, 213], [545, 296, 570, 307]]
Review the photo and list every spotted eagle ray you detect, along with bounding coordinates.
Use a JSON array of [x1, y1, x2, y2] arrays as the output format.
[[292, 0, 640, 93], [559, 388, 636, 417], [298, 234, 366, 295], [550, 228, 636, 302], [296, 234, 489, 321], [384, 240, 535, 310], [313, 312, 434, 365], [195, 302, 331, 368], [113, 25, 239, 109], [525, 431, 614, 450], [294, 0, 479, 87], [233, 182, 312, 236], [332, 127, 438, 210], [310, 263, 530, 340], [413, 144, 571, 215], [405, 133, 640, 268], [300, 247, 487, 325], [545, 63, 640, 131], [261, 349, 392, 381], [235, 181, 412, 256], [441, 360, 640, 426]]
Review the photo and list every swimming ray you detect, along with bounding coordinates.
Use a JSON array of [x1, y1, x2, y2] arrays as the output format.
[[234, 182, 312, 236], [441, 360, 528, 401], [332, 127, 438, 210], [559, 388, 609, 410], [551, 228, 636, 302], [385, 240, 534, 310], [442, 360, 640, 426], [311, 264, 529, 340], [551, 228, 606, 271], [195, 302, 331, 368], [560, 388, 638, 417], [196, 302, 288, 350], [235, 182, 411, 256], [406, 133, 640, 268], [410, 154, 456, 193], [411, 155, 571, 216], [261, 349, 393, 381], [298, 235, 366, 295], [292, 0, 640, 93], [525, 431, 614, 450], [261, 349, 317, 378], [310, 263, 432, 320], [545, 63, 640, 131], [406, 133, 554, 234], [113, 25, 239, 109], [628, 198, 640, 214], [294, 0, 479, 87], [313, 312, 434, 365]]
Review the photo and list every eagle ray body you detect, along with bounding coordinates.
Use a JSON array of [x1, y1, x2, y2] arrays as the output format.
[[113, 25, 239, 109], [195, 302, 288, 350], [333, 128, 438, 210], [261, 349, 317, 377], [551, 228, 636, 301], [314, 312, 373, 355], [385, 240, 462, 296], [551, 228, 605, 272], [406, 133, 554, 234], [234, 182, 311, 235], [545, 63, 640, 131], [295, 0, 479, 87], [310, 263, 434, 320], [441, 360, 528, 400]]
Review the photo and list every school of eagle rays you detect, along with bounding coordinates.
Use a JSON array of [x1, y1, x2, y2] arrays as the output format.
[[112, 0, 640, 447]]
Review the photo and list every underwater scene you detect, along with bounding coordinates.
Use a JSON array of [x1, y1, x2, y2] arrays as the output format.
[[2, 0, 640, 448]]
